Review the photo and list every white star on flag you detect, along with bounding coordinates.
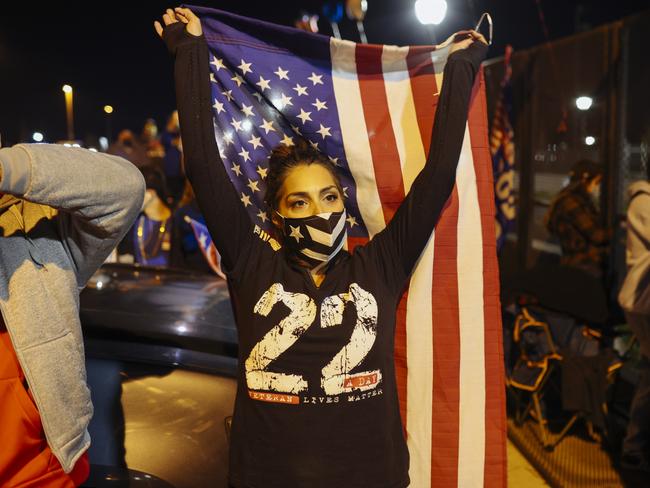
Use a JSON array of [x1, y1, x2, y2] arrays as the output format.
[[328, 156, 339, 166], [248, 135, 263, 149], [274, 67, 289, 80], [256, 166, 268, 179], [199, 233, 208, 248], [309, 140, 319, 150], [289, 225, 304, 242], [231, 73, 244, 86], [259, 119, 276, 134], [238, 59, 252, 74], [238, 148, 251, 162], [213, 99, 225, 114], [346, 215, 358, 227], [222, 90, 234, 102], [252, 92, 264, 102], [312, 98, 328, 111], [256, 76, 271, 91], [308, 72, 324, 85], [210, 73, 217, 83], [241, 103, 255, 117], [279, 93, 293, 108], [293, 84, 308, 96], [281, 134, 295, 147], [240, 193, 252, 207], [210, 56, 225, 71], [247, 179, 260, 193], [317, 124, 332, 139], [231, 163, 242, 176], [297, 109, 312, 124], [290, 124, 302, 136], [257, 210, 269, 223], [342, 187, 349, 197], [223, 132, 234, 145], [230, 118, 243, 132]]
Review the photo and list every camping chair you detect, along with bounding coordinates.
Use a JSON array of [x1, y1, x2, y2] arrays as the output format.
[[508, 306, 623, 451]]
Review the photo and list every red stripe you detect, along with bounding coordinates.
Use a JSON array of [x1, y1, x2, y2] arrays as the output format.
[[469, 69, 507, 488], [407, 49, 439, 158], [408, 46, 462, 487], [430, 187, 461, 487], [355, 44, 405, 223]]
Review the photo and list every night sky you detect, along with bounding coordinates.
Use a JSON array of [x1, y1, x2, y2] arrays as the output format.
[[1, 1, 647, 147]]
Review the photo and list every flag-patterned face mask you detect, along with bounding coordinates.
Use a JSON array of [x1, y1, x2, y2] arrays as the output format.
[[277, 209, 348, 271]]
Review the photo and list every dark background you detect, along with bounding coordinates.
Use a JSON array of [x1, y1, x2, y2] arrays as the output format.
[[1, 0, 648, 146]]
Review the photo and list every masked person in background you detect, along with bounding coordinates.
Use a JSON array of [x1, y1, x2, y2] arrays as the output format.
[[618, 175, 650, 472], [0, 143, 144, 487], [545, 160, 609, 278]]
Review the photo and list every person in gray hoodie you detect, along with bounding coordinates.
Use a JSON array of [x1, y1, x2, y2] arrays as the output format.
[[619, 178, 650, 472], [0, 143, 144, 486]]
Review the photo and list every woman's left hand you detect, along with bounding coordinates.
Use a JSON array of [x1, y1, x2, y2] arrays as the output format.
[[449, 30, 487, 55]]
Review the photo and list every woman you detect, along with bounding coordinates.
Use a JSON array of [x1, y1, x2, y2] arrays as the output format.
[[133, 166, 173, 267], [156, 7, 486, 487]]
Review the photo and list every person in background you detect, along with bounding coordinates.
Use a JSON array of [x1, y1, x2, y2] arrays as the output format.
[[133, 166, 172, 267], [161, 110, 186, 206], [618, 177, 650, 472], [139, 118, 165, 161], [0, 143, 144, 486], [171, 180, 213, 274], [545, 159, 609, 278]]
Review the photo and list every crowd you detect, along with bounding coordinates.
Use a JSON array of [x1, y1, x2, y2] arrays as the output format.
[[106, 111, 215, 275]]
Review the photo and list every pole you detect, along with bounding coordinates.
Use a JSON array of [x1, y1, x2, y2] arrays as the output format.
[[63, 85, 74, 140]]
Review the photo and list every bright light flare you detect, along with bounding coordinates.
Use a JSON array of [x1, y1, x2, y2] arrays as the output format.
[[415, 0, 447, 25]]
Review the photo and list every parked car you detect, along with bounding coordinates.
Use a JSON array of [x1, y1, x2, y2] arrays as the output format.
[[80, 263, 238, 488]]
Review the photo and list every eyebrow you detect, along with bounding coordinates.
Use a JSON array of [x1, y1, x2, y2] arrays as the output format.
[[286, 186, 339, 200]]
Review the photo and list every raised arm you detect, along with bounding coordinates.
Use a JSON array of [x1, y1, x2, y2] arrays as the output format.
[[371, 36, 488, 281], [0, 144, 144, 286], [156, 8, 254, 274]]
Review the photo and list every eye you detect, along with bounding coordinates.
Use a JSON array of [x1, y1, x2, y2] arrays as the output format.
[[325, 193, 339, 203], [290, 200, 307, 209]]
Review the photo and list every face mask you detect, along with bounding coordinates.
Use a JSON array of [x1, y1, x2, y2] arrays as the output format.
[[590, 185, 601, 207], [277, 209, 347, 272]]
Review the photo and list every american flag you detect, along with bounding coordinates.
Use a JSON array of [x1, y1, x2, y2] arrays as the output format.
[[192, 6, 506, 487], [184, 215, 226, 279]]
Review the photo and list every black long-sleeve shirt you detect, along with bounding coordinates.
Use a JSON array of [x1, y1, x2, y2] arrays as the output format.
[[165, 23, 486, 488]]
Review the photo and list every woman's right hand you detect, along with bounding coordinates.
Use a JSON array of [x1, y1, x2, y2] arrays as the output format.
[[154, 7, 202, 39]]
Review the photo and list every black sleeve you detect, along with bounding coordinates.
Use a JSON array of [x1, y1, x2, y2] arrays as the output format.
[[369, 41, 488, 282], [163, 23, 254, 274]]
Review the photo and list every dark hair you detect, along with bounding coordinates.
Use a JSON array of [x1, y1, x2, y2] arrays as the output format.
[[569, 159, 603, 184], [264, 138, 343, 212], [141, 165, 168, 203]]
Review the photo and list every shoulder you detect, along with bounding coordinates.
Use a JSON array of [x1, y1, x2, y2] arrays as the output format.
[[253, 225, 282, 252]]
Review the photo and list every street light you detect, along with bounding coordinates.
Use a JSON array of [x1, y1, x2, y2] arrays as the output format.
[[415, 0, 448, 25], [585, 136, 596, 146], [104, 105, 114, 141], [576, 96, 593, 111], [32, 132, 44, 142], [62, 84, 74, 140]]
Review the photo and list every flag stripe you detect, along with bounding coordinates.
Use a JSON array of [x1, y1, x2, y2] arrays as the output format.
[[456, 124, 487, 487], [381, 45, 427, 190], [431, 186, 461, 487], [330, 38, 385, 237], [355, 44, 405, 223], [471, 72, 507, 488], [382, 44, 434, 486]]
